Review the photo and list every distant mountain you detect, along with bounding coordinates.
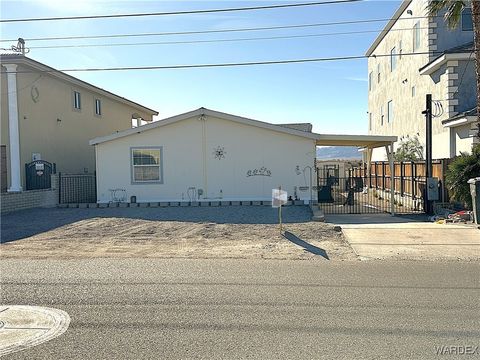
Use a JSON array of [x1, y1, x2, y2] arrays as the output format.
[[316, 146, 362, 160]]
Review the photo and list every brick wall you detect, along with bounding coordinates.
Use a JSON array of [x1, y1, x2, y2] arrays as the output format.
[[0, 174, 58, 214], [1, 145, 6, 193]]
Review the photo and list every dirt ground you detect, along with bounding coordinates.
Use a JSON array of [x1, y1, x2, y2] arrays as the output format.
[[0, 206, 357, 261]]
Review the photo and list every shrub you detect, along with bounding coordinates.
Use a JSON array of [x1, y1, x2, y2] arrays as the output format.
[[445, 144, 480, 209]]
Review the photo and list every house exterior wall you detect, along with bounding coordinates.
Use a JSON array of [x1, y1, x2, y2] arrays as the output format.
[[367, 0, 475, 161], [0, 63, 155, 190], [94, 115, 316, 203]]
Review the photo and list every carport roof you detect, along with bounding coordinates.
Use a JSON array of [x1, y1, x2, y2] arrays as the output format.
[[315, 134, 397, 148]]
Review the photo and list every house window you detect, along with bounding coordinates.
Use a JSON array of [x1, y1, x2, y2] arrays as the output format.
[[399, 40, 403, 59], [390, 47, 397, 71], [381, 105, 384, 126], [377, 63, 381, 83], [369, 112, 372, 131], [462, 8, 473, 31], [387, 100, 393, 123], [413, 22, 421, 51], [131, 148, 163, 183], [95, 99, 102, 116], [369, 71, 373, 91], [411, 86, 416, 97], [73, 91, 81, 110]]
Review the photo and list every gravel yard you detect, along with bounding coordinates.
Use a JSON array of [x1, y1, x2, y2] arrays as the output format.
[[0, 206, 357, 260]]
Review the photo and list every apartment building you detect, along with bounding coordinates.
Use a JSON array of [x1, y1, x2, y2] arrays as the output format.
[[366, 0, 477, 161], [1, 53, 158, 192]]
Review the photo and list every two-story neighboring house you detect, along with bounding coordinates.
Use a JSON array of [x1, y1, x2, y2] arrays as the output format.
[[366, 0, 477, 161], [1, 54, 158, 192]]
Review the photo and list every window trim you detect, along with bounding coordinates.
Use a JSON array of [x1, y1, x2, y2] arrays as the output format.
[[377, 63, 381, 83], [390, 46, 397, 71], [413, 21, 420, 51], [73, 90, 81, 111], [380, 105, 384, 126], [387, 100, 394, 123], [94, 98, 102, 116], [130, 146, 164, 184]]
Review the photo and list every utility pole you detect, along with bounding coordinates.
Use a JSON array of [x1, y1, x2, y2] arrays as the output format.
[[422, 94, 433, 214]]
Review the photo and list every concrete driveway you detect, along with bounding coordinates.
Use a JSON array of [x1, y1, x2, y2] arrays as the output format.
[[326, 214, 480, 261]]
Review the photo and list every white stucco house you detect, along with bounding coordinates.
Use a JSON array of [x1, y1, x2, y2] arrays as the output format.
[[90, 108, 319, 203], [90, 108, 397, 204]]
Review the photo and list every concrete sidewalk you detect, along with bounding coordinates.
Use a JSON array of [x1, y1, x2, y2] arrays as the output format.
[[326, 214, 480, 260]]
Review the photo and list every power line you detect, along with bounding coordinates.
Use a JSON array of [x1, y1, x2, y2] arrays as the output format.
[[0, 16, 431, 43], [0, 0, 362, 23], [2, 51, 439, 73], [26, 27, 430, 50]]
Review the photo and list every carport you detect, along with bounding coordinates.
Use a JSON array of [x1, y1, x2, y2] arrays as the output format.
[[314, 134, 397, 215]]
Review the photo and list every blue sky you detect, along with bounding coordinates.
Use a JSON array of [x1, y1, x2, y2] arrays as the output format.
[[1, 0, 401, 134]]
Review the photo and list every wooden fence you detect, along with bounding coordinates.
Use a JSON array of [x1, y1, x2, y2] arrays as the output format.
[[348, 159, 451, 204]]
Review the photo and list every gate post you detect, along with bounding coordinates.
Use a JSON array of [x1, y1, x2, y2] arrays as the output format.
[[58, 172, 62, 204], [385, 143, 395, 216]]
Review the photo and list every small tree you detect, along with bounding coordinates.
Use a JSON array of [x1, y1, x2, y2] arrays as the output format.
[[445, 144, 480, 209], [394, 136, 424, 161]]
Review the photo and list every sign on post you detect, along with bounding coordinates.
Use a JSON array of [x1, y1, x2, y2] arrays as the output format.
[[272, 187, 288, 234], [272, 188, 287, 208]]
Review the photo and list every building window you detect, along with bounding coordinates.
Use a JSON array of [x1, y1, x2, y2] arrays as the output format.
[[462, 8, 473, 31], [381, 105, 384, 126], [95, 99, 102, 116], [411, 86, 416, 97], [131, 148, 163, 183], [399, 40, 403, 59], [369, 112, 372, 131], [387, 100, 393, 123], [369, 71, 373, 91], [73, 91, 81, 110], [413, 22, 421, 51], [377, 63, 381, 83], [390, 46, 397, 71]]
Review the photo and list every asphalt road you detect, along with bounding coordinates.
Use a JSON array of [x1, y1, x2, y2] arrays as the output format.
[[1, 259, 479, 359]]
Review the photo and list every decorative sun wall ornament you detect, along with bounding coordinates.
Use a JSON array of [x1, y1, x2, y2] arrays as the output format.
[[213, 146, 226, 160], [246, 166, 272, 177]]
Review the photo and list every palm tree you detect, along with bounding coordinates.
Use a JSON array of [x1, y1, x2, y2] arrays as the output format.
[[427, 0, 480, 139]]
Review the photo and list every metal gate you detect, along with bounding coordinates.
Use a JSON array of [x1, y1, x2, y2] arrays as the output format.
[[25, 160, 56, 190], [317, 174, 425, 215], [59, 173, 97, 203]]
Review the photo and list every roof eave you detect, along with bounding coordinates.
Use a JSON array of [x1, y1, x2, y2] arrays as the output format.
[[442, 115, 477, 128], [90, 108, 320, 146], [419, 52, 472, 75], [365, 0, 412, 57], [1, 55, 159, 116]]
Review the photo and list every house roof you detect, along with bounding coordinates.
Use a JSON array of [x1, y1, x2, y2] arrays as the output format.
[[0, 54, 158, 117], [365, 0, 412, 56], [90, 108, 320, 145], [419, 41, 474, 75], [442, 107, 477, 127], [278, 123, 312, 132], [90, 107, 397, 149]]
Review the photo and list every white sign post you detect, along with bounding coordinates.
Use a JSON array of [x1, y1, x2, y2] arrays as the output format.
[[272, 187, 288, 233]]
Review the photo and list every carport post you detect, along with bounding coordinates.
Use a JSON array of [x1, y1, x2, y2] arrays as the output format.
[[366, 147, 373, 187], [385, 142, 395, 216]]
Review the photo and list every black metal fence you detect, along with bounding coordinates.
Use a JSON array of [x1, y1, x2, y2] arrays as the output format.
[[316, 175, 424, 214], [59, 173, 96, 204]]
